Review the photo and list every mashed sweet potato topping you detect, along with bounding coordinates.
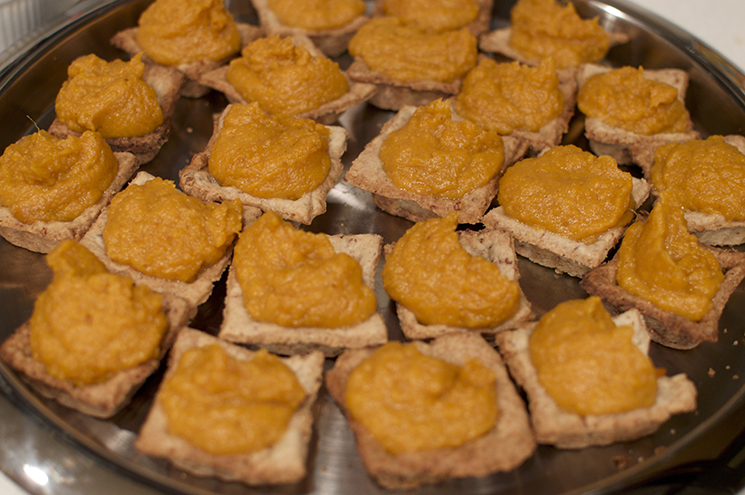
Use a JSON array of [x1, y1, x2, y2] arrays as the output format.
[[226, 35, 349, 117], [135, 0, 242, 66], [267, 0, 365, 30], [616, 194, 723, 322], [0, 130, 118, 223], [102, 178, 242, 283], [379, 99, 504, 199], [508, 0, 611, 69], [54, 54, 164, 139], [233, 211, 377, 328], [348, 17, 478, 83], [209, 103, 331, 200], [382, 212, 520, 327], [344, 341, 498, 453], [577, 66, 691, 135], [159, 345, 305, 454], [497, 145, 635, 243], [380, 0, 480, 33], [29, 240, 167, 385], [529, 296, 658, 416], [651, 136, 745, 221], [453, 58, 564, 134]]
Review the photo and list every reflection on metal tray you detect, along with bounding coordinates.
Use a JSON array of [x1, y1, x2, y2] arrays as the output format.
[[2, 0, 745, 494]]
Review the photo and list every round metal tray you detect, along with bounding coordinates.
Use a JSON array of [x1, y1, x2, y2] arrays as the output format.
[[2, 1, 745, 494]]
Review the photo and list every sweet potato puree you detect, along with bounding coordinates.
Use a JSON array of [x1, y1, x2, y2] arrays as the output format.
[[226, 35, 349, 117], [380, 0, 480, 33], [267, 0, 365, 30], [102, 178, 242, 282], [379, 99, 504, 199], [577, 66, 691, 135], [344, 341, 498, 453], [29, 240, 167, 385], [233, 211, 377, 328], [651, 136, 745, 221], [55, 54, 164, 139], [209, 103, 331, 200], [135, 0, 242, 66], [348, 17, 478, 83], [159, 345, 305, 454], [508, 0, 611, 68], [616, 194, 723, 321], [497, 145, 635, 243], [453, 58, 563, 134], [382, 212, 520, 327], [0, 130, 117, 223], [529, 297, 658, 416]]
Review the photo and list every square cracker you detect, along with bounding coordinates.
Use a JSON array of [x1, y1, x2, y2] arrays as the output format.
[[48, 62, 185, 165], [219, 233, 388, 357], [391, 228, 534, 341], [110, 23, 264, 98], [344, 103, 529, 224], [135, 327, 325, 486], [198, 34, 377, 125], [0, 292, 193, 419], [325, 332, 536, 491], [482, 176, 652, 277], [80, 171, 261, 308], [580, 246, 745, 349], [495, 309, 697, 449], [576, 63, 700, 166], [179, 103, 348, 225], [0, 151, 138, 254]]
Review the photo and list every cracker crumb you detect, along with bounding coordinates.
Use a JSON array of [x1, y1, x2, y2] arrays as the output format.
[[613, 455, 630, 470], [734, 340, 739, 346], [734, 375, 740, 380], [727, 365, 731, 370], [654, 446, 667, 456], [186, 127, 193, 133], [670, 428, 676, 435], [709, 368, 716, 377]]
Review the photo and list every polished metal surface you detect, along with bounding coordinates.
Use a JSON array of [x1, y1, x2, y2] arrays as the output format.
[[2, 0, 745, 494]]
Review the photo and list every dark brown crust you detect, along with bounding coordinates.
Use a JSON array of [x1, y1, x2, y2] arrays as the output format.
[[250, 0, 370, 57], [198, 34, 377, 124], [344, 104, 529, 224], [391, 229, 535, 340], [0, 152, 139, 253], [325, 333, 536, 491], [134, 328, 325, 485], [580, 246, 745, 349], [48, 62, 185, 165], [0, 293, 193, 419], [109, 23, 264, 98], [495, 310, 697, 449], [178, 104, 348, 225]]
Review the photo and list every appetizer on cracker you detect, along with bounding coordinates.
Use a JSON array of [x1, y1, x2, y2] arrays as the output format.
[[496, 296, 697, 448], [0, 240, 193, 418], [345, 99, 528, 224], [219, 211, 387, 356], [326, 335, 536, 490], [0, 130, 138, 253], [135, 328, 324, 485], [180, 102, 348, 225]]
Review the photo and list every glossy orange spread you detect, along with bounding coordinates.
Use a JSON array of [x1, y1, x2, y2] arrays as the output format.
[[0, 130, 118, 223], [29, 240, 167, 385], [344, 341, 498, 453], [382, 212, 520, 327], [136, 0, 242, 66]]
